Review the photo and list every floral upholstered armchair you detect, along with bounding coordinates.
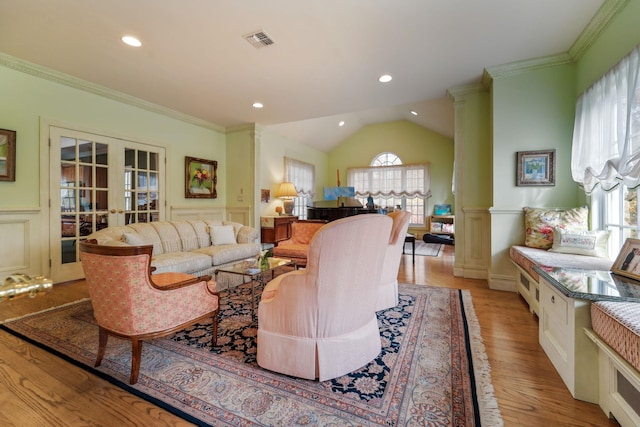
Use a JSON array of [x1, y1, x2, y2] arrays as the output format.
[[79, 240, 219, 384], [271, 220, 326, 267]]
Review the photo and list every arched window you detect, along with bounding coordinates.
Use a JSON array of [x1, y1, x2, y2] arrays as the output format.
[[347, 152, 430, 226]]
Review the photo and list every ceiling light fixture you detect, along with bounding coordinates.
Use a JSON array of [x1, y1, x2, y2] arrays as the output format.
[[252, 102, 264, 109], [121, 36, 142, 47], [410, 110, 418, 116], [339, 121, 345, 127], [378, 74, 392, 83]]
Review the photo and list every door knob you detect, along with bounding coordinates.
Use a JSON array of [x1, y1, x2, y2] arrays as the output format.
[[110, 209, 116, 213]]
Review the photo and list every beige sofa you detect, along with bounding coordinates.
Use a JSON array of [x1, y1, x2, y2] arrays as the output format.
[[88, 220, 260, 283]]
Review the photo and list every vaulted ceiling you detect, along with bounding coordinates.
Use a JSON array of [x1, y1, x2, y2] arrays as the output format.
[[0, 0, 605, 151]]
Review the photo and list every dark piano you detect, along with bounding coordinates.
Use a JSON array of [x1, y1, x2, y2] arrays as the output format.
[[307, 197, 378, 222]]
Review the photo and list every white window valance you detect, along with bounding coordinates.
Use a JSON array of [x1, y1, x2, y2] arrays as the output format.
[[571, 43, 640, 194], [284, 157, 315, 197], [347, 163, 431, 198]]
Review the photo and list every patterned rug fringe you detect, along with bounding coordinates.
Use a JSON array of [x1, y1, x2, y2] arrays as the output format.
[[461, 291, 503, 426]]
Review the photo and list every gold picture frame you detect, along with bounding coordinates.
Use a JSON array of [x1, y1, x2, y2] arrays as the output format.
[[516, 149, 556, 186], [185, 156, 217, 199], [0, 128, 16, 182], [611, 238, 640, 282]]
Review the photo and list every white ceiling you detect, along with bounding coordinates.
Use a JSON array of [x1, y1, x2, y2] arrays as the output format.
[[0, 0, 605, 152]]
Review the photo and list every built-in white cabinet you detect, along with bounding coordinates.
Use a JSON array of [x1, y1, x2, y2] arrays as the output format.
[[538, 276, 599, 403]]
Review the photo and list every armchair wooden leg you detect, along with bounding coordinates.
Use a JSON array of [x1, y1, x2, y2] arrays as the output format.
[[130, 337, 143, 384], [95, 326, 108, 368], [211, 310, 219, 347]]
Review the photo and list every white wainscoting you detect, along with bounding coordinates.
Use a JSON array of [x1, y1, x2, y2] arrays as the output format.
[[0, 209, 45, 282], [488, 208, 524, 292], [456, 208, 490, 279], [170, 206, 251, 226]]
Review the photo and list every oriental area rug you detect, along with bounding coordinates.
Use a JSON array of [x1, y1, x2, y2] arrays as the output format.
[[1, 283, 502, 426]]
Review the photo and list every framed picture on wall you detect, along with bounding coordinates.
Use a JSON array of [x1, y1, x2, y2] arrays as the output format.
[[0, 128, 16, 182], [185, 156, 217, 199], [516, 149, 556, 186]]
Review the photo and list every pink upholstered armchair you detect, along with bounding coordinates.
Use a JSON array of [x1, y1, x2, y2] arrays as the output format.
[[257, 214, 392, 381], [271, 220, 326, 267], [79, 241, 219, 384], [377, 211, 411, 311]]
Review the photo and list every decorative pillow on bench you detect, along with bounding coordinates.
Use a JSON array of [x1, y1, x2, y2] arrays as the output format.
[[549, 228, 610, 258], [524, 206, 589, 249]]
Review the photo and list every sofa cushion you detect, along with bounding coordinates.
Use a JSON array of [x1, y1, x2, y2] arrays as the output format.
[[150, 251, 212, 275], [188, 220, 211, 248], [549, 228, 610, 258], [125, 223, 164, 255], [210, 225, 237, 245], [172, 221, 200, 251], [524, 206, 589, 249], [151, 222, 183, 253], [193, 243, 260, 266], [123, 232, 159, 255]]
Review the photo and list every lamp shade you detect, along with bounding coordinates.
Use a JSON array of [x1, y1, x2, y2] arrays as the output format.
[[276, 182, 298, 199]]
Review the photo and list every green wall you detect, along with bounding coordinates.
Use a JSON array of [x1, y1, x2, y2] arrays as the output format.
[[327, 120, 454, 216], [576, 0, 640, 93], [257, 127, 329, 217], [0, 59, 226, 210]]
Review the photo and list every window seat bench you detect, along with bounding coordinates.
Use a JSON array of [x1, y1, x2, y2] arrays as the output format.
[[510, 245, 613, 316]]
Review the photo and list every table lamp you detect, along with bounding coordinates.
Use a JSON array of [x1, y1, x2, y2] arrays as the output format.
[[276, 182, 298, 215]]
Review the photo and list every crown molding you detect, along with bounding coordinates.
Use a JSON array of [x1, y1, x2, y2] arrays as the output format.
[[446, 83, 487, 101], [484, 53, 573, 80], [0, 52, 225, 133], [569, 0, 630, 60]]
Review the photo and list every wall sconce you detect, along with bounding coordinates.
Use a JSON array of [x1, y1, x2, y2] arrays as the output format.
[[275, 182, 298, 216]]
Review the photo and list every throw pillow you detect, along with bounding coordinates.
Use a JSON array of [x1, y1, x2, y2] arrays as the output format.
[[210, 225, 237, 246], [548, 228, 610, 258], [123, 232, 157, 254], [524, 206, 589, 249]]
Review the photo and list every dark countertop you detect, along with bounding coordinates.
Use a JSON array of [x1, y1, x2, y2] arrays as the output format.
[[534, 266, 640, 303]]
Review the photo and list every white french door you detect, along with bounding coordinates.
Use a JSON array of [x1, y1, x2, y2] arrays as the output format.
[[49, 127, 165, 282]]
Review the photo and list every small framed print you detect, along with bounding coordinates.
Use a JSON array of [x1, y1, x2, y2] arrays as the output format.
[[516, 149, 555, 186], [611, 238, 640, 281], [185, 156, 217, 199], [0, 128, 16, 182]]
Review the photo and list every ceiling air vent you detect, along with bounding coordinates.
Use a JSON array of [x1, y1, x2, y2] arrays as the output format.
[[243, 30, 275, 49]]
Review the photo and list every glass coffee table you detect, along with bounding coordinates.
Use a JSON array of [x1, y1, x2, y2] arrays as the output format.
[[214, 257, 294, 316]]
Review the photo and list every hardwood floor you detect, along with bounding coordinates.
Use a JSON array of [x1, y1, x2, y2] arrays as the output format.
[[0, 246, 618, 426]]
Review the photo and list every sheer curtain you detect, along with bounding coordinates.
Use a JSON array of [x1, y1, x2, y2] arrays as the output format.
[[347, 163, 431, 198], [571, 44, 640, 194], [284, 157, 315, 218]]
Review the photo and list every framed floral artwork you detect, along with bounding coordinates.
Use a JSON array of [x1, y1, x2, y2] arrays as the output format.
[[516, 149, 556, 186], [0, 128, 16, 182], [185, 156, 217, 199]]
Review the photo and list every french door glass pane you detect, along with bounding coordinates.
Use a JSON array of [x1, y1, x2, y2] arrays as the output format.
[[59, 137, 109, 264]]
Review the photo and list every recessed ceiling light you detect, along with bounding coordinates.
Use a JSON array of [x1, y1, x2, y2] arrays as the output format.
[[121, 36, 142, 47], [378, 74, 392, 83], [410, 110, 418, 116], [252, 102, 264, 109], [338, 121, 345, 127]]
